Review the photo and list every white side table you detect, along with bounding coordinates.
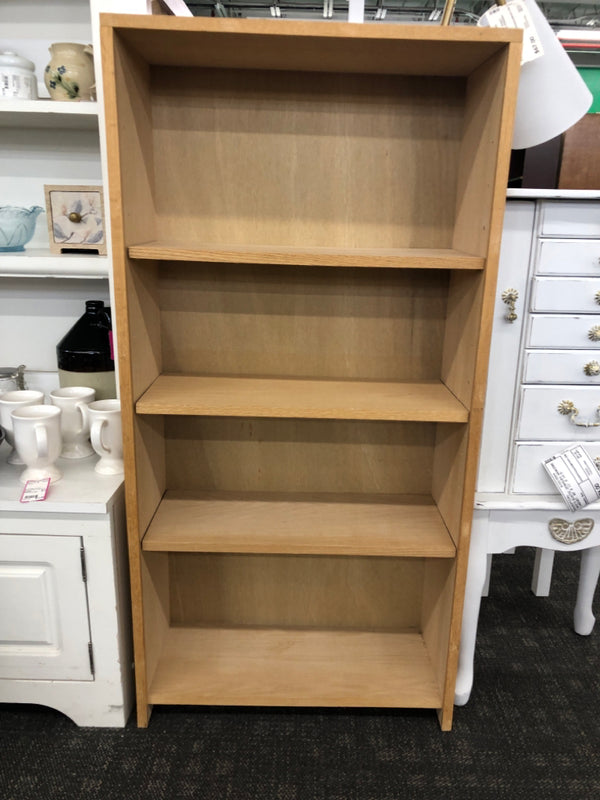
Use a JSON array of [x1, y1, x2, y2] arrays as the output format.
[[456, 503, 600, 705], [0, 446, 133, 726], [457, 195, 600, 707]]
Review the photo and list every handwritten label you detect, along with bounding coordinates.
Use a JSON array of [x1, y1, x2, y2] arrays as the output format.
[[543, 445, 600, 511]]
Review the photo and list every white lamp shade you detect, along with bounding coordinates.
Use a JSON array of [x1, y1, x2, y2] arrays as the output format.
[[512, 0, 592, 149]]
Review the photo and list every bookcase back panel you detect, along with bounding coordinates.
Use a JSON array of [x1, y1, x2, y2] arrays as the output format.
[[150, 68, 465, 249], [168, 552, 424, 630], [158, 264, 448, 381], [164, 417, 435, 495]]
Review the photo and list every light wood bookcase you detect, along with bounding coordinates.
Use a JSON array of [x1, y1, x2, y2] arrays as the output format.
[[100, 15, 521, 730]]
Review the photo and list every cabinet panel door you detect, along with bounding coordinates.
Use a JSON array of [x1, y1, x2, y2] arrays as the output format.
[[0, 534, 92, 680], [477, 201, 535, 493]]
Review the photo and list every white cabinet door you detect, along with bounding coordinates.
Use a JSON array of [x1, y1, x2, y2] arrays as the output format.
[[477, 200, 536, 492], [0, 534, 92, 680]]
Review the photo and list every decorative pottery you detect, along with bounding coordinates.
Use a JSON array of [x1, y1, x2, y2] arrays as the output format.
[[0, 50, 37, 100], [44, 43, 95, 102], [0, 206, 43, 252]]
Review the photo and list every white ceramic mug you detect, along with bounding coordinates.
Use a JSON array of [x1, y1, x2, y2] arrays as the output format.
[[88, 399, 123, 475], [0, 389, 44, 464], [50, 385, 95, 459], [11, 404, 63, 484]]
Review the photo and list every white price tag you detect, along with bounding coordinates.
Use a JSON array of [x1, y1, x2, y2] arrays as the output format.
[[20, 478, 51, 503], [477, 1, 544, 65], [543, 445, 600, 512]]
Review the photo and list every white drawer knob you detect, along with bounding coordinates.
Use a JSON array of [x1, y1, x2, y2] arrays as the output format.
[[588, 325, 600, 342], [501, 288, 518, 323], [584, 361, 600, 376], [557, 399, 600, 427], [595, 290, 600, 305]]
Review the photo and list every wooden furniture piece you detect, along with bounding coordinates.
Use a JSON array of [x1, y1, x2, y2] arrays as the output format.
[[456, 196, 600, 707], [101, 14, 521, 730], [0, 454, 133, 726]]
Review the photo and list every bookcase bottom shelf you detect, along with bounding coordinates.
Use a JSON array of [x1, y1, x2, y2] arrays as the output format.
[[148, 626, 443, 708]]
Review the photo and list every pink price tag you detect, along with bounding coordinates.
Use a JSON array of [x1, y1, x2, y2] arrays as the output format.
[[20, 478, 51, 503]]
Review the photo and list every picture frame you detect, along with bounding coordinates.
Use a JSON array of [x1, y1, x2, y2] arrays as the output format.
[[44, 184, 107, 255]]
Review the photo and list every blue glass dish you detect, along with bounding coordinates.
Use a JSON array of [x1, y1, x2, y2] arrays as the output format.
[[0, 206, 43, 252]]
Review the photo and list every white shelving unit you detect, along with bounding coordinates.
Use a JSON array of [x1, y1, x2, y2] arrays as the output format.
[[0, 0, 148, 726], [0, 1, 109, 366]]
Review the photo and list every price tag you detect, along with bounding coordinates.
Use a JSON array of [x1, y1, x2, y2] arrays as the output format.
[[477, 1, 544, 65], [20, 478, 51, 503], [543, 445, 600, 512]]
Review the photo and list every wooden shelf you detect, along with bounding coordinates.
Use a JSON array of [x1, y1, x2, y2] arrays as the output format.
[[128, 242, 485, 270], [142, 491, 456, 557], [136, 375, 469, 422], [148, 626, 443, 708]]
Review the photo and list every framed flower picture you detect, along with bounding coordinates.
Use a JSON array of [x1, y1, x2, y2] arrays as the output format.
[[44, 185, 107, 255]]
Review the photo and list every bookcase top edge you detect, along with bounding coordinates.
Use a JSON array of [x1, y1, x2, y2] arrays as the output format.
[[100, 15, 521, 76], [99, 14, 522, 46]]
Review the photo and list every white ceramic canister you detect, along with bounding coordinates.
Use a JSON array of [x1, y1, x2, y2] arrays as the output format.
[[0, 51, 37, 100]]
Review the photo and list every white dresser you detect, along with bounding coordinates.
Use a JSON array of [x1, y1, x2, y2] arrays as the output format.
[[0, 450, 133, 726], [456, 195, 600, 706]]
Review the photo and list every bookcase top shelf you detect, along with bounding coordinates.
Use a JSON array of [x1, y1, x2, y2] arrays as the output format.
[[128, 242, 485, 270], [136, 375, 469, 422]]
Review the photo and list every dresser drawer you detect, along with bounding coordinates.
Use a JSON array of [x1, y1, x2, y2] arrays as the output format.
[[536, 239, 600, 276], [518, 386, 600, 441], [531, 277, 600, 312], [539, 201, 600, 237], [513, 442, 600, 493], [528, 315, 600, 348], [524, 350, 600, 384]]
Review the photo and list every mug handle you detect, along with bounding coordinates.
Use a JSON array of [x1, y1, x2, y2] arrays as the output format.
[[76, 401, 90, 435], [35, 424, 48, 459], [91, 419, 111, 456]]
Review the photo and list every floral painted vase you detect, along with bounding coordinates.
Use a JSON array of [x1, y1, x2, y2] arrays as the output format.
[[44, 43, 95, 102]]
